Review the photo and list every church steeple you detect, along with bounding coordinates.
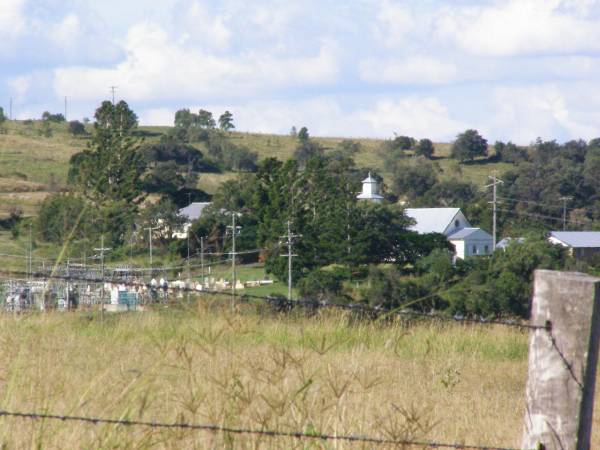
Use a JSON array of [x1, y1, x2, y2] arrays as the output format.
[[357, 172, 384, 202]]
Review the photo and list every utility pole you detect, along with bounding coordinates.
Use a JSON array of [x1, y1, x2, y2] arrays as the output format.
[[280, 220, 301, 301], [28, 223, 32, 305], [144, 226, 159, 268], [200, 236, 205, 287], [109, 86, 118, 105], [94, 235, 112, 321], [64, 96, 68, 121], [9, 97, 12, 120], [485, 172, 503, 250], [227, 213, 241, 309], [560, 196, 572, 231], [66, 258, 70, 310]]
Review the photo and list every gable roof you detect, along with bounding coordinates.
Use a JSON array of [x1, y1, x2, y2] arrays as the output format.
[[496, 237, 525, 249], [448, 227, 492, 241], [405, 208, 463, 234], [179, 202, 212, 221], [549, 231, 600, 248]]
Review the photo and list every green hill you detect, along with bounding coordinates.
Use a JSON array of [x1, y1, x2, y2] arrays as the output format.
[[0, 120, 509, 220]]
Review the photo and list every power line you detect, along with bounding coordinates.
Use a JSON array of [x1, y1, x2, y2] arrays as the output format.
[[0, 409, 528, 450], [497, 208, 587, 226]]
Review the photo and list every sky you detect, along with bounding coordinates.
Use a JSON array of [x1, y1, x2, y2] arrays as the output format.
[[2, 0, 600, 143]]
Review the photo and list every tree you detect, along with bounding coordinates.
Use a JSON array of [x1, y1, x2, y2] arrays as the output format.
[[393, 135, 415, 150], [41, 111, 66, 123], [415, 138, 434, 158], [68, 120, 86, 136], [297, 126, 309, 142], [69, 100, 145, 205], [198, 109, 216, 128], [218, 111, 235, 131], [0, 107, 6, 125], [451, 129, 488, 162], [392, 157, 438, 201]]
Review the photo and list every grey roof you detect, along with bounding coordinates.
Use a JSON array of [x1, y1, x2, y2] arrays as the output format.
[[549, 231, 600, 248], [179, 202, 212, 221], [405, 208, 461, 234], [448, 227, 492, 240], [496, 237, 525, 249]]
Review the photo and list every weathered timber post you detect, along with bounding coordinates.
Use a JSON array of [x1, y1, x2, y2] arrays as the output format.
[[522, 270, 600, 450]]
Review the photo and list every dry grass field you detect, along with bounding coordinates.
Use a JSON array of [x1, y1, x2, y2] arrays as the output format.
[[0, 301, 534, 449]]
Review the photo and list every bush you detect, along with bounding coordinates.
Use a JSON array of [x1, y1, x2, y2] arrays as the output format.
[[68, 120, 86, 136]]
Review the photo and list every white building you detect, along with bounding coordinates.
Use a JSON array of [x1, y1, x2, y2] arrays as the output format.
[[173, 202, 212, 239], [405, 207, 471, 237], [357, 172, 384, 203], [448, 227, 494, 259], [405, 207, 493, 259]]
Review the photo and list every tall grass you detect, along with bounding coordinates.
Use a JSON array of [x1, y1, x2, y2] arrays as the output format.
[[0, 302, 540, 449]]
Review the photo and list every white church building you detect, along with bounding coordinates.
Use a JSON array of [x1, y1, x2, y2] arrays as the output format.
[[356, 175, 492, 259]]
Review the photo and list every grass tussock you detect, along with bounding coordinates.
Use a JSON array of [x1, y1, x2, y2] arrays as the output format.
[[0, 302, 537, 449]]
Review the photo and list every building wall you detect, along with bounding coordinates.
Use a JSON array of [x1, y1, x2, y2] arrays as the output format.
[[450, 237, 492, 259], [442, 211, 471, 236]]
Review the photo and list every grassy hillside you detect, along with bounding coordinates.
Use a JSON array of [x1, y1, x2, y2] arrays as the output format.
[[0, 120, 509, 214]]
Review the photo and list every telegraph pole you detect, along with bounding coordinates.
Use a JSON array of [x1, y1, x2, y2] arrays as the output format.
[[28, 223, 32, 305], [94, 235, 112, 321], [144, 226, 160, 268], [200, 236, 205, 287], [560, 196, 573, 231], [227, 213, 241, 309], [64, 96, 68, 121], [9, 97, 12, 120], [280, 220, 301, 301], [485, 172, 504, 250], [109, 86, 118, 105]]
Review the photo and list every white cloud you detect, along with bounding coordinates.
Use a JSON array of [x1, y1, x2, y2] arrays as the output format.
[[360, 56, 459, 85], [0, 0, 26, 39], [53, 22, 339, 102], [489, 83, 600, 143], [374, 0, 415, 48], [437, 0, 600, 57], [175, 1, 231, 51], [7, 75, 32, 104]]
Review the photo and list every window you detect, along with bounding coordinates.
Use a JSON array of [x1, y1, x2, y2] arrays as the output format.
[[455, 220, 460, 228], [484, 245, 489, 254], [472, 245, 477, 255]]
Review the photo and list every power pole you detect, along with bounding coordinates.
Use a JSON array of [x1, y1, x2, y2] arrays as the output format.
[[64, 96, 68, 121], [109, 86, 118, 105], [227, 213, 241, 309], [28, 223, 32, 305], [200, 236, 205, 287], [485, 173, 503, 250], [94, 235, 112, 321], [144, 226, 160, 268], [66, 258, 70, 310], [9, 97, 12, 120], [560, 196, 573, 231], [279, 220, 301, 301]]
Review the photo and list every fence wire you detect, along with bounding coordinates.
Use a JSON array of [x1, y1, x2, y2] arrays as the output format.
[[0, 409, 532, 450]]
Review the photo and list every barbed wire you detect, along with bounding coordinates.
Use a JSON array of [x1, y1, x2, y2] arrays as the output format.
[[0, 409, 531, 450], [0, 268, 548, 332]]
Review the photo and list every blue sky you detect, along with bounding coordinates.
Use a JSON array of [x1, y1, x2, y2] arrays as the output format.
[[3, 0, 600, 143]]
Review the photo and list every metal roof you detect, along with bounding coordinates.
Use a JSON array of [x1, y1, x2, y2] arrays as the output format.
[[549, 231, 600, 248], [448, 227, 492, 240], [496, 237, 525, 249], [404, 208, 462, 234], [179, 202, 212, 221], [362, 172, 377, 183]]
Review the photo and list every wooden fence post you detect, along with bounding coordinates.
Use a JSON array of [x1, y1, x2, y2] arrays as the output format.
[[522, 270, 600, 450]]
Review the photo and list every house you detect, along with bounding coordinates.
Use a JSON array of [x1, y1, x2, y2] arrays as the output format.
[[404, 207, 471, 237], [357, 172, 384, 203], [173, 202, 212, 239], [448, 228, 494, 259], [496, 237, 525, 250], [548, 231, 600, 259], [405, 207, 492, 259]]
